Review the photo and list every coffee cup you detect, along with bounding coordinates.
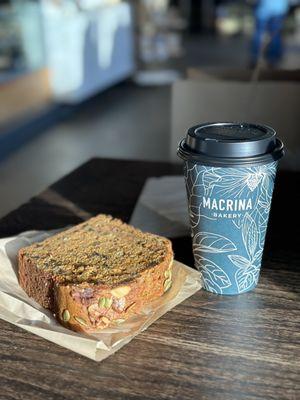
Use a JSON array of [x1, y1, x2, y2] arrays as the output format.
[[178, 122, 284, 295]]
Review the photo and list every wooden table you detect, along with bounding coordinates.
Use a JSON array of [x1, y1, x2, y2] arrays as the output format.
[[0, 158, 299, 400]]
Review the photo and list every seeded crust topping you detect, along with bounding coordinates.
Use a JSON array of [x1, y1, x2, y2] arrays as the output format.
[[21, 215, 170, 286]]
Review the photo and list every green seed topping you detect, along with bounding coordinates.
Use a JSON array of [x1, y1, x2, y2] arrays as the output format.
[[98, 297, 106, 308], [164, 278, 172, 292], [164, 269, 172, 279], [98, 297, 112, 308], [74, 316, 88, 326], [104, 297, 113, 308], [114, 319, 126, 324], [62, 309, 70, 322]]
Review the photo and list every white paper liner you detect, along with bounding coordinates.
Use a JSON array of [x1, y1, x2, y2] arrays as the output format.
[[0, 230, 201, 361], [130, 176, 190, 238]]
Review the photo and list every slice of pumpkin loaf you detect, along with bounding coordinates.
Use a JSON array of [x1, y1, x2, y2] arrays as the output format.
[[18, 214, 173, 333]]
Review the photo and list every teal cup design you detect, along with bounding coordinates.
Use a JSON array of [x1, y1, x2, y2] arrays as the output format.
[[178, 123, 284, 295]]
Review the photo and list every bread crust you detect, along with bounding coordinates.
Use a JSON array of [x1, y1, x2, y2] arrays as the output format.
[[19, 250, 54, 309], [18, 216, 174, 333]]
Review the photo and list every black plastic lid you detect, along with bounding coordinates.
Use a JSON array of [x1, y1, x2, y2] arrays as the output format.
[[177, 122, 284, 167]]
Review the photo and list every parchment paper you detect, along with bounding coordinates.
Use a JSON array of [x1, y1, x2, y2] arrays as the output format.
[[0, 230, 201, 361]]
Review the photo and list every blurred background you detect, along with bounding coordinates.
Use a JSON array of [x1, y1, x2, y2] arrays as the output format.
[[0, 0, 299, 218]]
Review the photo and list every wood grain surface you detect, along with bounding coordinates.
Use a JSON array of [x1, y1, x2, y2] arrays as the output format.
[[0, 158, 299, 400]]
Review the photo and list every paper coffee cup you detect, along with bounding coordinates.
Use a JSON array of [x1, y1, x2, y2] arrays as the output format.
[[177, 123, 284, 295]]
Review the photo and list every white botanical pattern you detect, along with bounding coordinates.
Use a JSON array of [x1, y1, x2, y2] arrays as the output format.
[[229, 213, 261, 293], [184, 161, 277, 294], [193, 232, 237, 254], [242, 214, 258, 258], [184, 164, 217, 228], [196, 256, 231, 294], [202, 169, 222, 195]]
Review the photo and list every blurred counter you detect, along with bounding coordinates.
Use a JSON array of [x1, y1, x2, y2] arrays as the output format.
[[42, 0, 135, 103]]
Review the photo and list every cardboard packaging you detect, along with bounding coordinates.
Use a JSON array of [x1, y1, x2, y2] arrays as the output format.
[[171, 70, 300, 170]]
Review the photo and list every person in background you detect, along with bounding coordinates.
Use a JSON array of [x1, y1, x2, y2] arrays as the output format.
[[251, 0, 290, 67]]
